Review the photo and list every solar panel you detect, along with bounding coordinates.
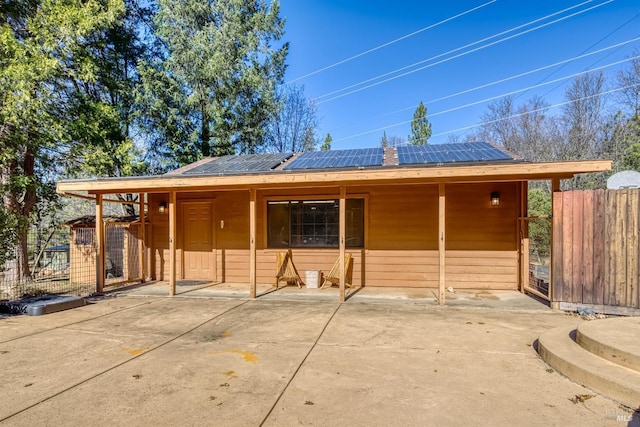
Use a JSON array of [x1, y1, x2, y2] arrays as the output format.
[[284, 148, 384, 170], [183, 153, 293, 175], [397, 142, 514, 165]]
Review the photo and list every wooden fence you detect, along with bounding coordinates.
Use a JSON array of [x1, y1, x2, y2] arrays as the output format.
[[552, 189, 639, 311]]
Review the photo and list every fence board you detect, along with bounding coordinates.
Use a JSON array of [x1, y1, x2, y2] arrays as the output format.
[[562, 192, 574, 302], [552, 191, 564, 302], [628, 190, 639, 308], [582, 191, 594, 304], [614, 191, 628, 306], [593, 189, 606, 305], [604, 190, 616, 305], [571, 191, 584, 303]]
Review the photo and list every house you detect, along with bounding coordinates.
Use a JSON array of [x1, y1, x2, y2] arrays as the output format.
[[56, 142, 611, 303]]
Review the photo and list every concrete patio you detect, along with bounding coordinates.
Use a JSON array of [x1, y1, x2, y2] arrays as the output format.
[[111, 280, 551, 310], [1, 292, 638, 426]]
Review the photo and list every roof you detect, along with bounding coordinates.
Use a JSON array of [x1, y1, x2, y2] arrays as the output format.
[[56, 142, 612, 195], [165, 143, 519, 177]]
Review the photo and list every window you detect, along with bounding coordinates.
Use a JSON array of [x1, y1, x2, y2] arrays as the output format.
[[267, 199, 365, 248]]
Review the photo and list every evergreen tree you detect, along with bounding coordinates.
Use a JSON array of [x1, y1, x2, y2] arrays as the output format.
[[301, 126, 317, 152], [380, 131, 388, 148], [0, 0, 125, 278], [321, 133, 332, 151], [409, 101, 432, 145], [141, 0, 288, 165], [622, 115, 640, 171]]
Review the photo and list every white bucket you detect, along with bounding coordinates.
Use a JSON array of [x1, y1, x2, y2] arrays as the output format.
[[305, 270, 321, 288]]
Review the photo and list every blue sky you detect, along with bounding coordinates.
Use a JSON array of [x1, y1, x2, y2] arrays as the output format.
[[279, 0, 640, 149]]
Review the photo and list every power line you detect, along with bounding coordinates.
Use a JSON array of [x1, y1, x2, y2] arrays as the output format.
[[518, 11, 640, 101], [315, 0, 597, 101], [382, 37, 640, 117], [430, 83, 640, 138], [315, 0, 612, 105], [430, 56, 639, 117], [332, 57, 639, 143], [285, 0, 497, 84]]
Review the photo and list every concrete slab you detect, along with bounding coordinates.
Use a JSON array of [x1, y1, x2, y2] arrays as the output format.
[[0, 296, 154, 343], [113, 281, 551, 312], [0, 298, 244, 420], [0, 296, 638, 426]]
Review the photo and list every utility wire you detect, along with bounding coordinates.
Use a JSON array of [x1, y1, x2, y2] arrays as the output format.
[[314, 0, 597, 102], [431, 83, 640, 138], [519, 11, 640, 101], [317, 0, 612, 105], [314, 0, 601, 101], [285, 0, 497, 84], [382, 37, 640, 117], [332, 58, 639, 143]]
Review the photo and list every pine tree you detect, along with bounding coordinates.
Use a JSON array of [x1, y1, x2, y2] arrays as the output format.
[[409, 101, 432, 145], [321, 133, 332, 151], [301, 127, 317, 152], [141, 0, 288, 165], [381, 131, 388, 148]]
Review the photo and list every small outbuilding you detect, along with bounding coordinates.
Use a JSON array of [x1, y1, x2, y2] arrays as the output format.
[[56, 142, 611, 303], [64, 215, 147, 286]]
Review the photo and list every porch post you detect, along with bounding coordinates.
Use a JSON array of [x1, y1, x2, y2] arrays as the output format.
[[339, 186, 346, 303], [438, 183, 446, 305], [249, 188, 257, 299], [139, 193, 146, 283], [520, 182, 529, 293], [169, 191, 177, 296], [95, 194, 105, 293]]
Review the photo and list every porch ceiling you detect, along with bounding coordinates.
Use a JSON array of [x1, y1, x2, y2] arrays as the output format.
[[57, 159, 612, 195]]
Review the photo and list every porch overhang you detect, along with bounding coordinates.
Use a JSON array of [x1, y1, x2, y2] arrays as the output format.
[[56, 159, 612, 196]]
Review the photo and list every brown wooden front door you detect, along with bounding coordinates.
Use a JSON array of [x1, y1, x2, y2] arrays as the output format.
[[182, 201, 215, 280]]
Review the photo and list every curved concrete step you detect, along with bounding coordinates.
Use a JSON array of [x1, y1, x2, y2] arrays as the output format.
[[576, 317, 640, 373], [538, 325, 640, 409]]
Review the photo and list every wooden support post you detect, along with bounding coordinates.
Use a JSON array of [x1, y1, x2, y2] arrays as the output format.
[[438, 183, 446, 305], [139, 193, 146, 283], [550, 178, 561, 309], [520, 182, 529, 294], [169, 191, 177, 296], [339, 186, 346, 303], [95, 194, 105, 293], [249, 189, 257, 299]]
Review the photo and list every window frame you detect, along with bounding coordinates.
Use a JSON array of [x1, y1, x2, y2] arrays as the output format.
[[263, 193, 368, 250]]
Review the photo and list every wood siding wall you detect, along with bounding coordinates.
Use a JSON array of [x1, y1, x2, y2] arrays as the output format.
[[553, 189, 640, 308], [149, 182, 520, 289]]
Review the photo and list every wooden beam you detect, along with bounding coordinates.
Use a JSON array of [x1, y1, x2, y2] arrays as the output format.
[[339, 186, 346, 303], [95, 194, 105, 293], [168, 191, 177, 296], [139, 193, 146, 283], [57, 191, 149, 205], [249, 189, 257, 299], [57, 160, 612, 195], [438, 183, 446, 306]]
